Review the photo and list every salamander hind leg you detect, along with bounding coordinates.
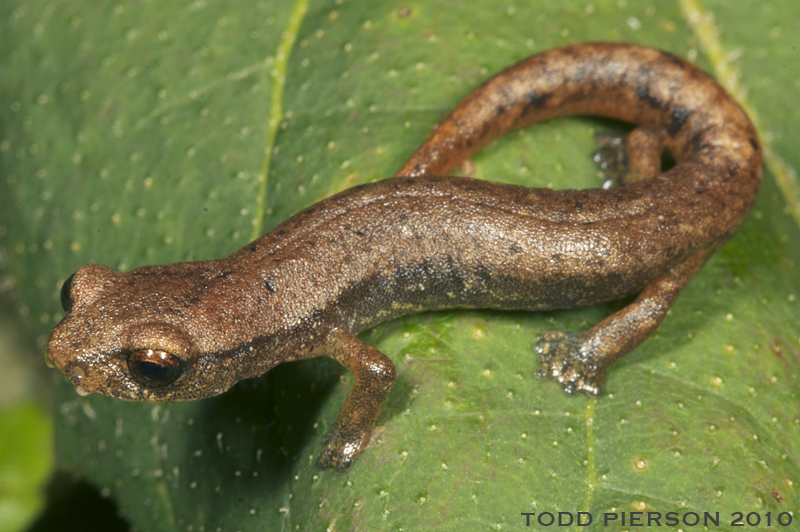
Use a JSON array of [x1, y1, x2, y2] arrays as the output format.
[[593, 125, 668, 188], [534, 252, 709, 397], [317, 329, 395, 473]]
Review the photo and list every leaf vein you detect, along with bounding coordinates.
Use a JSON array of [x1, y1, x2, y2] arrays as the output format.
[[251, 0, 310, 240]]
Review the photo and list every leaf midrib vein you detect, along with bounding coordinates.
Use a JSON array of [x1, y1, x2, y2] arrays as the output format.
[[251, 0, 310, 241]]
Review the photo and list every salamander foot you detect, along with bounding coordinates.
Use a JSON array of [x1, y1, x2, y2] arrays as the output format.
[[592, 132, 629, 188], [534, 329, 605, 397], [316, 424, 360, 473]]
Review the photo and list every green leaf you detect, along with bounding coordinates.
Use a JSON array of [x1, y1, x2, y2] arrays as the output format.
[[2, 0, 799, 531], [0, 403, 53, 532]]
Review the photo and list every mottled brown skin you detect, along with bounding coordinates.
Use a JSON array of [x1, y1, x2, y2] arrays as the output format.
[[47, 43, 762, 472]]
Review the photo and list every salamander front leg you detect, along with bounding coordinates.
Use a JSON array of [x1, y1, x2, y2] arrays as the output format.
[[317, 329, 396, 472], [535, 251, 708, 396]]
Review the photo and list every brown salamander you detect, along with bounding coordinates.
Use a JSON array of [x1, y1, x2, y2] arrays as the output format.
[[47, 43, 762, 472]]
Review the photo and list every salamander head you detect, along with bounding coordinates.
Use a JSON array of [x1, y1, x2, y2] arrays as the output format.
[[46, 263, 245, 402]]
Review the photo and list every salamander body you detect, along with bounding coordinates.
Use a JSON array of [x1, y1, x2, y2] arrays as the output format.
[[48, 43, 762, 471]]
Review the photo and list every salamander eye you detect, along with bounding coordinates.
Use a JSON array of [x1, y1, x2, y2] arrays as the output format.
[[128, 349, 184, 387], [60, 273, 76, 313]]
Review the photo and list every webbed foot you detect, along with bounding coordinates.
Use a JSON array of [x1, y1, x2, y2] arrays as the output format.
[[534, 329, 605, 397]]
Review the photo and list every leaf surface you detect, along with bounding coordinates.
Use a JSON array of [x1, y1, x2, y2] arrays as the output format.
[[1, 1, 799, 530]]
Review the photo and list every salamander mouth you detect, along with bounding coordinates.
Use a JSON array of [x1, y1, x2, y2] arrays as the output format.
[[62, 363, 94, 396], [44, 345, 86, 394]]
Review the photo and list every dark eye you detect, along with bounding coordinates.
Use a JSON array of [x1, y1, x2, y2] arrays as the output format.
[[128, 349, 184, 387], [60, 273, 76, 313]]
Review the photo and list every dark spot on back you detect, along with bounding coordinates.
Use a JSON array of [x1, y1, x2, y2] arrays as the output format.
[[669, 105, 692, 134], [346, 227, 366, 237], [632, 75, 667, 112], [526, 90, 553, 109], [749, 138, 759, 151], [264, 278, 276, 292]]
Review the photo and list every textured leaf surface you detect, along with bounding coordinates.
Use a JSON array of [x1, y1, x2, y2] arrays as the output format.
[[1, 0, 799, 530]]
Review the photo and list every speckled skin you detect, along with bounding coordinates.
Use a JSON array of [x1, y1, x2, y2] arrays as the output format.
[[47, 43, 762, 472]]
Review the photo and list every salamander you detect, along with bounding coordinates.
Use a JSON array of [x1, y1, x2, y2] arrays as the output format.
[[47, 43, 762, 472]]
